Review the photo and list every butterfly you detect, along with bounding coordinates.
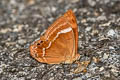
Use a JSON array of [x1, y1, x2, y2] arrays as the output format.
[[30, 10, 80, 64]]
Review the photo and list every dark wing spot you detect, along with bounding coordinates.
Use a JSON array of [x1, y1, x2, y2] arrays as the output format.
[[40, 41, 43, 43], [37, 43, 40, 45]]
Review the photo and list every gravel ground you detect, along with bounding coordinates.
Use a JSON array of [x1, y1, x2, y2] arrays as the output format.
[[0, 0, 120, 80]]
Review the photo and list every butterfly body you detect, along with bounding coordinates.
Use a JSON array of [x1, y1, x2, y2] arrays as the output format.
[[30, 10, 80, 64]]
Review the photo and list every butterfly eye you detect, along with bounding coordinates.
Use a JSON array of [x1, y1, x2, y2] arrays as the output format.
[[37, 40, 44, 46]]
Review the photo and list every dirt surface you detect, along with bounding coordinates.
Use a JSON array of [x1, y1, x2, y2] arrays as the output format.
[[0, 0, 120, 80]]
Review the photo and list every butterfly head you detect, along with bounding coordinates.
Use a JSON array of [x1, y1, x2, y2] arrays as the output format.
[[30, 37, 49, 58]]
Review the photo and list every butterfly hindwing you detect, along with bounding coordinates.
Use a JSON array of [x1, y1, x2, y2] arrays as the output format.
[[30, 10, 80, 64]]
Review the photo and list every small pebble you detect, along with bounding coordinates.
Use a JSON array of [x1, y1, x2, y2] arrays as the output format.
[[109, 46, 114, 50], [107, 29, 116, 37], [85, 27, 92, 32], [103, 53, 109, 59], [99, 67, 104, 71], [73, 77, 82, 80], [18, 39, 27, 45]]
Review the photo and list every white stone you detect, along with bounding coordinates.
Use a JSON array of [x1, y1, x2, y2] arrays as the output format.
[[85, 27, 92, 32], [73, 77, 82, 80], [107, 29, 116, 37], [109, 46, 114, 50], [99, 67, 104, 71], [103, 53, 109, 59]]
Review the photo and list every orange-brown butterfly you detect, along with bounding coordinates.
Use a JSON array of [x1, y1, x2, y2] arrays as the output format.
[[30, 10, 80, 64]]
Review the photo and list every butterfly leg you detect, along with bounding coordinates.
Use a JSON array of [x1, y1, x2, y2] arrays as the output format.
[[73, 60, 90, 74]]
